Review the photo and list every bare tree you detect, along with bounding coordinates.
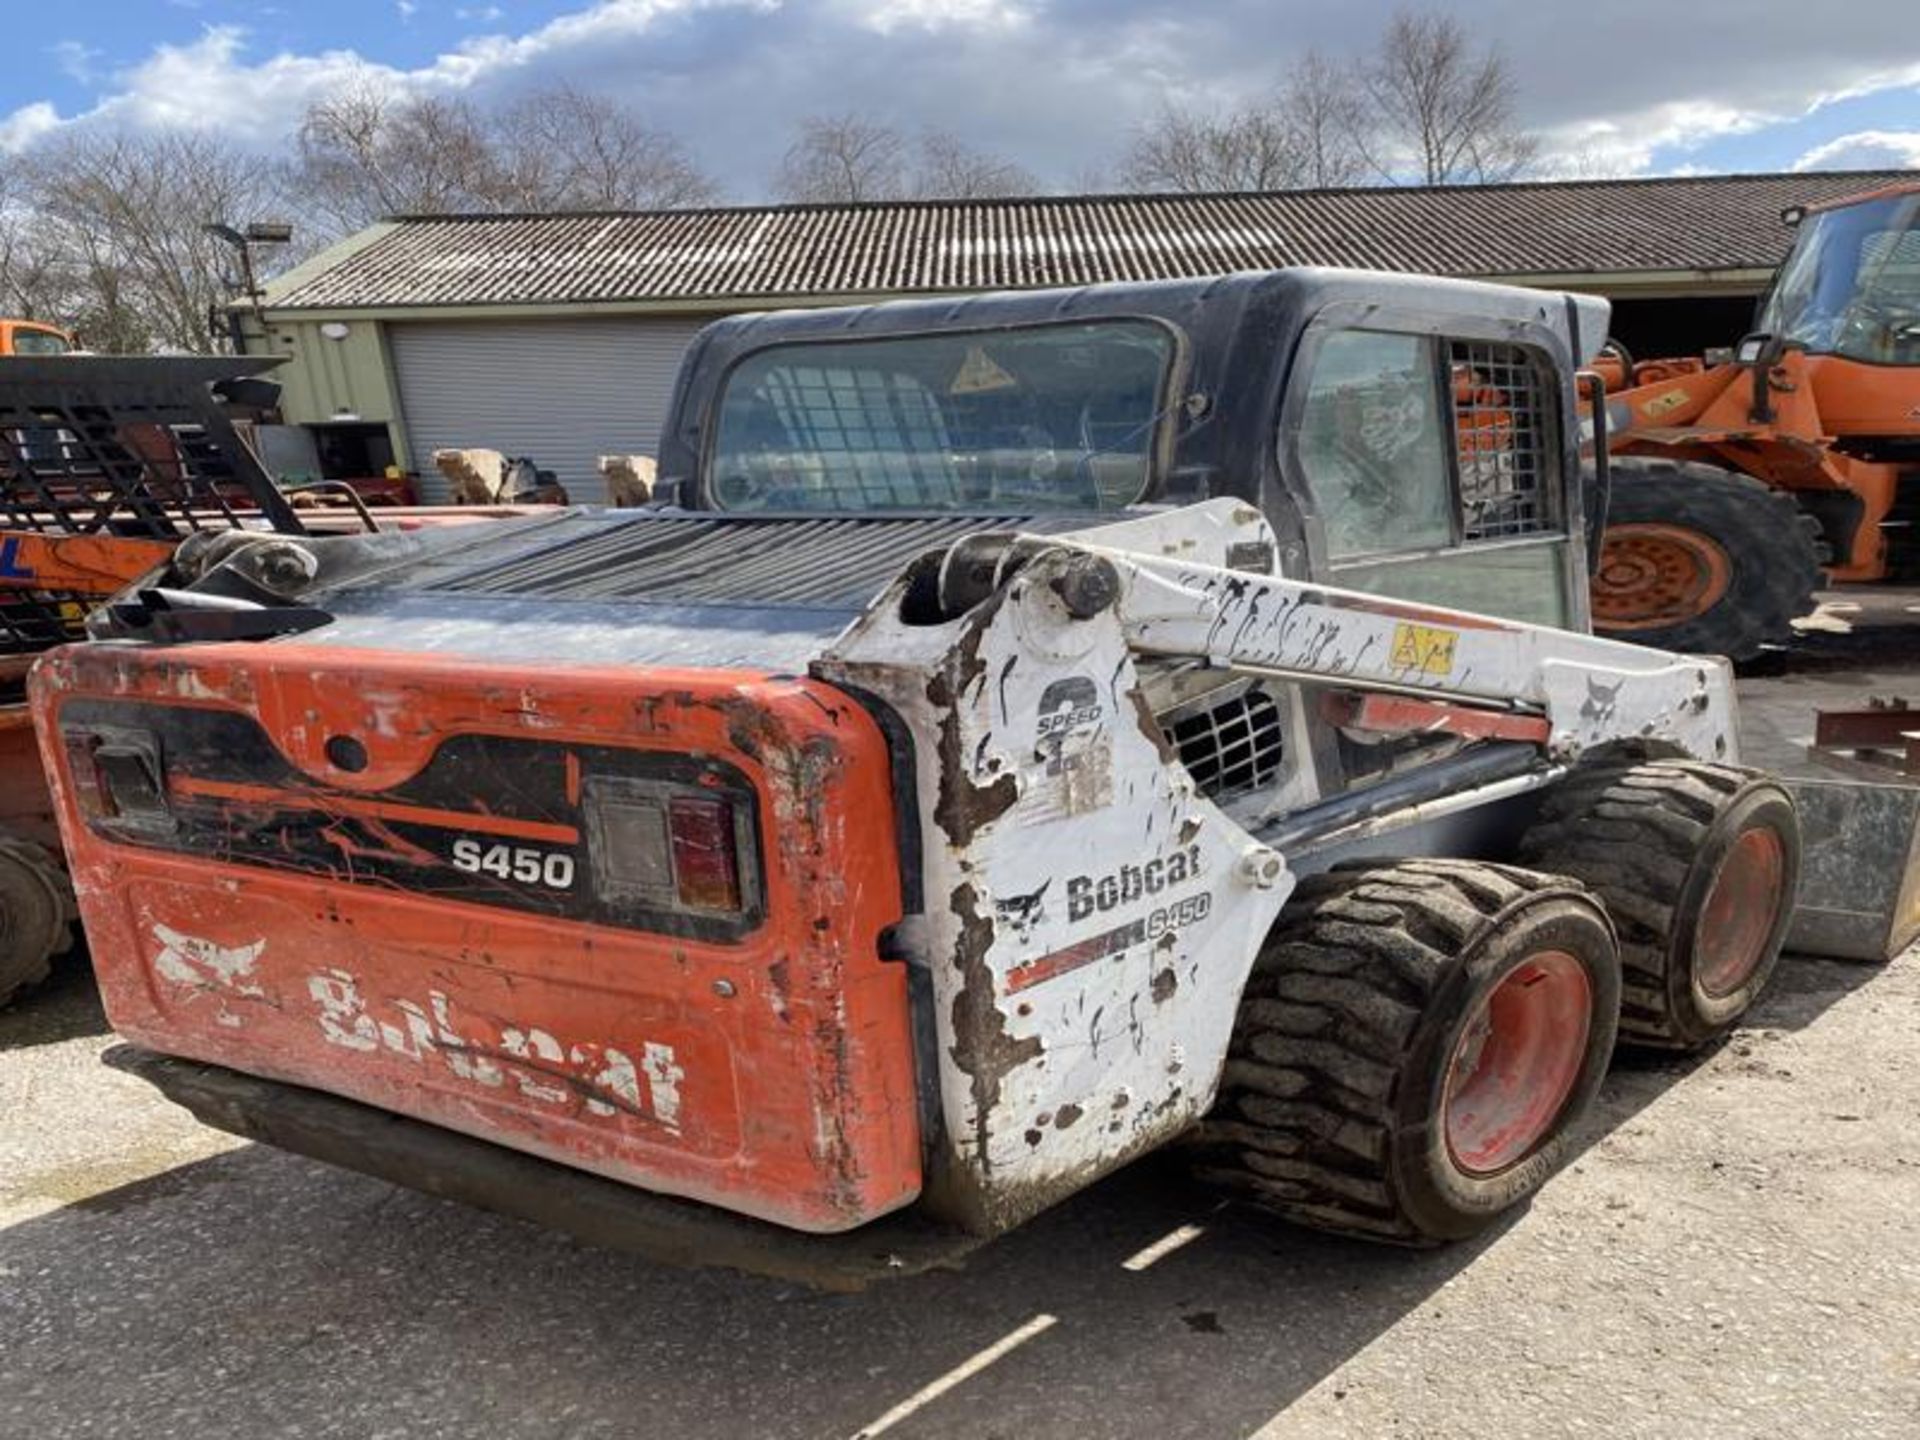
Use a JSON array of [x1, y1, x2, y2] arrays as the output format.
[[1120, 102, 1306, 193], [914, 131, 1037, 199], [294, 83, 502, 231], [493, 87, 719, 210], [23, 130, 291, 352], [292, 81, 722, 232], [1283, 50, 1368, 188], [1358, 11, 1537, 184], [0, 161, 65, 321], [773, 114, 910, 203], [1120, 51, 1365, 193]]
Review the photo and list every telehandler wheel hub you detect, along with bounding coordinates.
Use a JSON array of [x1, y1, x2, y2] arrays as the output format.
[[1591, 524, 1732, 629], [1442, 950, 1592, 1176], [1695, 827, 1789, 998]]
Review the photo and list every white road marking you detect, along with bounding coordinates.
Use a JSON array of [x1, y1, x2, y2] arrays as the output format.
[[1119, 1223, 1208, 1272], [849, 1313, 1059, 1439]]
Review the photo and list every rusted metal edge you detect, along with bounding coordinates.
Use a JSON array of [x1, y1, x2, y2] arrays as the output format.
[[102, 1045, 987, 1293]]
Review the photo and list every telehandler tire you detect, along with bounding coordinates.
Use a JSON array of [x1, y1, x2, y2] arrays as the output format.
[[1589, 457, 1821, 663], [0, 835, 73, 1008], [1519, 759, 1799, 1052], [1194, 859, 1620, 1245]]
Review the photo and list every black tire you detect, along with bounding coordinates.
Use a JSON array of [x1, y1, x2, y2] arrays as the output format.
[[1193, 859, 1620, 1245], [1520, 759, 1800, 1052], [1589, 457, 1822, 662], [0, 835, 74, 1008]]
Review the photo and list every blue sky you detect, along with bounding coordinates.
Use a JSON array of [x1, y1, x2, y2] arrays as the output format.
[[6, 1, 1917, 194]]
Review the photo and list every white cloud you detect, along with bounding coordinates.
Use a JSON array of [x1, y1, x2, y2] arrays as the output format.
[[856, 0, 1029, 34], [51, 40, 103, 86], [2, 0, 1917, 195], [1537, 99, 1786, 179], [8, 4, 767, 142], [1793, 130, 1920, 172], [0, 103, 61, 155]]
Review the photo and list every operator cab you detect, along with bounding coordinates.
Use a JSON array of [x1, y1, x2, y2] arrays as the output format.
[[0, 321, 73, 357], [664, 270, 1606, 634], [1761, 185, 1920, 368], [1753, 183, 1920, 442]]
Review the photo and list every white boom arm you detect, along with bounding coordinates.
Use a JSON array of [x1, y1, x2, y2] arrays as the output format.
[[1053, 510, 1739, 765]]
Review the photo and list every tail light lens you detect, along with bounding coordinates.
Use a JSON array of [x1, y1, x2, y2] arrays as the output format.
[[586, 776, 759, 923], [667, 794, 743, 912]]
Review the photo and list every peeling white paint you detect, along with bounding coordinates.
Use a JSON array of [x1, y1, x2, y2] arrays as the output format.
[[305, 970, 683, 1131], [152, 924, 266, 995]]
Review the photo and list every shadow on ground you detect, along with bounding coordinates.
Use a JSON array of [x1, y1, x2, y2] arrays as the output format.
[[4, 951, 1882, 1440], [0, 950, 105, 1053]]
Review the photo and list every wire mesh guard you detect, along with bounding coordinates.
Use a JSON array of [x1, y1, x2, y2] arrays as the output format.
[[1450, 340, 1555, 542], [0, 358, 301, 678], [0, 357, 297, 539]]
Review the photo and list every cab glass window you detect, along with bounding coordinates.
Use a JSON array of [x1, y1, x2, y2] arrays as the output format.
[[8, 327, 69, 356], [1297, 330, 1452, 558], [1758, 193, 1920, 365], [1294, 327, 1570, 626], [708, 321, 1173, 512]]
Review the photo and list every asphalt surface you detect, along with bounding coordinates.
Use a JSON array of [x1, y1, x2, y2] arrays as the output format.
[[5, 603, 1920, 1439], [3, 935, 1917, 1438]]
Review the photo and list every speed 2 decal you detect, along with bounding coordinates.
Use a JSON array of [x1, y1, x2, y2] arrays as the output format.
[[1022, 674, 1113, 822]]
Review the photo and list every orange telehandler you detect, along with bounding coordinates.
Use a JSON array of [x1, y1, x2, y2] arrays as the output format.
[[1584, 179, 1920, 661]]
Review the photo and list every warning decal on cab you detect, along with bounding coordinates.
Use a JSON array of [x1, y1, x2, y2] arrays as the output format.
[[1389, 622, 1458, 676]]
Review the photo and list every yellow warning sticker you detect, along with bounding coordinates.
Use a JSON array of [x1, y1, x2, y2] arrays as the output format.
[[1641, 389, 1690, 419], [1389, 622, 1458, 676], [950, 345, 1018, 395]]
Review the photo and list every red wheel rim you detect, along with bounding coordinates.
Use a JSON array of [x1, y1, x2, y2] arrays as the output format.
[[1591, 523, 1733, 630], [1694, 827, 1788, 998], [1443, 950, 1593, 1176]]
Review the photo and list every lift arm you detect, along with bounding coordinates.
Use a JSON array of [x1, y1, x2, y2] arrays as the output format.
[[995, 503, 1739, 765]]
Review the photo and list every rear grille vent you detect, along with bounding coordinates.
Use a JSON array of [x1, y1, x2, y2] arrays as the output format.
[[1168, 689, 1285, 801]]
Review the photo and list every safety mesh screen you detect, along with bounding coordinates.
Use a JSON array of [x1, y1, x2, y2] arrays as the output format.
[[1450, 340, 1557, 542], [0, 416, 255, 535], [758, 368, 959, 507], [0, 359, 299, 538]]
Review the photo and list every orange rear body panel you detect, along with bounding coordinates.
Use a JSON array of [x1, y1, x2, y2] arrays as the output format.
[[32, 643, 922, 1233]]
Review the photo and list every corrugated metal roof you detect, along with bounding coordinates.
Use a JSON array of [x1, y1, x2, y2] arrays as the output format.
[[266, 170, 1912, 312]]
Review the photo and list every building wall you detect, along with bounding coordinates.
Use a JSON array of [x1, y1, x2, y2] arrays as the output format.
[[245, 313, 405, 432], [248, 276, 1770, 500], [387, 314, 709, 502]]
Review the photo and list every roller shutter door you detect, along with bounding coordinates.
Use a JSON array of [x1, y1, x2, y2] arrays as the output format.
[[389, 315, 708, 503]]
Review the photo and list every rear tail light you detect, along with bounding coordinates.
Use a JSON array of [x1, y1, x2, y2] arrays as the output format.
[[667, 794, 742, 912], [585, 777, 760, 922]]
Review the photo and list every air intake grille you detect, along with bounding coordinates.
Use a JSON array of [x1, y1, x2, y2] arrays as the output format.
[[1169, 689, 1285, 801]]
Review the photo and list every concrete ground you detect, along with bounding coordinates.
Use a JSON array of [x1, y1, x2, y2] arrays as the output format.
[[4, 600, 1919, 1439]]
